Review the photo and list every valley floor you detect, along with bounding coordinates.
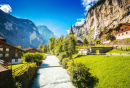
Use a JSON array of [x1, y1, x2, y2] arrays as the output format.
[[68, 55, 130, 88]]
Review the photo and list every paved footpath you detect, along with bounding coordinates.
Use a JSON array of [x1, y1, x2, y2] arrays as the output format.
[[0, 65, 8, 72]]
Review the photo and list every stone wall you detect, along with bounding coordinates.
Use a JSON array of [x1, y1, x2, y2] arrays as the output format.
[[90, 47, 113, 53], [0, 69, 15, 88], [79, 47, 113, 55]]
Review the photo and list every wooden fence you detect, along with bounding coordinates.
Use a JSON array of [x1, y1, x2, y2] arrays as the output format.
[[0, 59, 12, 69], [90, 53, 130, 56], [113, 46, 130, 51]]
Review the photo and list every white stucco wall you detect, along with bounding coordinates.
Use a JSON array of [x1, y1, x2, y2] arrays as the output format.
[[83, 51, 87, 55], [11, 58, 22, 64], [103, 40, 111, 44], [116, 31, 130, 39]]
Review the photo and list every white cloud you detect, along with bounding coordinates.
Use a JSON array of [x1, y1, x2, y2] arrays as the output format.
[[66, 30, 69, 33], [0, 4, 12, 13], [85, 5, 91, 11], [82, 0, 99, 11], [75, 18, 85, 26], [74, 0, 99, 26]]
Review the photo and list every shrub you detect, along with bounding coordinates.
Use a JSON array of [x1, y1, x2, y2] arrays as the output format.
[[95, 40, 100, 44], [62, 58, 69, 68], [23, 52, 45, 62], [59, 53, 67, 64], [70, 63, 98, 88], [23, 53, 34, 62], [105, 33, 115, 41], [33, 52, 44, 61]]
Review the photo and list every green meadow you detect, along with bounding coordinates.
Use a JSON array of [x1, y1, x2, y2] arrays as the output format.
[[107, 49, 130, 53], [70, 55, 130, 88]]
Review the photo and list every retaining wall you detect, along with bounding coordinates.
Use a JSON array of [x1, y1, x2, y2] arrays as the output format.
[[0, 69, 15, 88], [90, 47, 113, 53]]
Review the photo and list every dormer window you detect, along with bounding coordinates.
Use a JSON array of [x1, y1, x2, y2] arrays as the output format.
[[125, 27, 128, 31], [122, 29, 123, 31]]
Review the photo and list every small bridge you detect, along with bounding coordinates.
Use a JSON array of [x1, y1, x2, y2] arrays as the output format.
[[31, 65, 65, 68]]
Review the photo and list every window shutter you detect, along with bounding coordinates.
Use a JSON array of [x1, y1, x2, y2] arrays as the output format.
[[3, 48, 6, 58], [9, 48, 11, 57]]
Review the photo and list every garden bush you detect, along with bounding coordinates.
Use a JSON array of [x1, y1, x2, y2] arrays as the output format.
[[70, 63, 98, 88], [62, 58, 69, 68], [23, 52, 45, 62], [59, 53, 67, 64], [23, 53, 34, 62]]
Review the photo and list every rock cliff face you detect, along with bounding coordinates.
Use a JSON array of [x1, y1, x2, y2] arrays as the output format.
[[73, 0, 130, 41], [37, 25, 55, 44], [0, 10, 44, 48]]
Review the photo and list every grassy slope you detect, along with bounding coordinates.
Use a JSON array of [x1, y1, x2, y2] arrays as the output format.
[[12, 62, 36, 76], [107, 49, 130, 53], [73, 55, 130, 88]]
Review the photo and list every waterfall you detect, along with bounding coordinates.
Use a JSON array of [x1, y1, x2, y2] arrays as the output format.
[[94, 9, 98, 39]]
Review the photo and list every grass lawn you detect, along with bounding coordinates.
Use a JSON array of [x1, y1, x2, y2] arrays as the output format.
[[107, 49, 130, 53], [12, 62, 36, 76], [117, 46, 130, 51], [70, 55, 130, 88]]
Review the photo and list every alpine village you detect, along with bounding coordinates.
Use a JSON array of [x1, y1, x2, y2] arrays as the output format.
[[0, 0, 130, 88]]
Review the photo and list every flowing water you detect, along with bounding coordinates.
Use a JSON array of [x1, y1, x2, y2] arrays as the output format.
[[32, 54, 75, 88]]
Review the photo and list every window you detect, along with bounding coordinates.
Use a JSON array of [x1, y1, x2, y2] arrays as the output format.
[[0, 54, 3, 57], [126, 32, 128, 34], [119, 34, 120, 36], [5, 54, 9, 57], [122, 33, 124, 35], [15, 59, 18, 62], [125, 27, 128, 31], [0, 48, 3, 51], [6, 48, 9, 51], [122, 29, 123, 31], [15, 53, 18, 57]]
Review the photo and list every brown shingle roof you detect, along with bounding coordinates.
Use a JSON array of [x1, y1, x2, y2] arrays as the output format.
[[23, 48, 34, 51], [0, 40, 25, 52], [0, 36, 6, 40]]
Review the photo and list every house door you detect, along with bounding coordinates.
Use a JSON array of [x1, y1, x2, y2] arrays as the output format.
[[96, 50, 100, 54], [81, 50, 83, 55]]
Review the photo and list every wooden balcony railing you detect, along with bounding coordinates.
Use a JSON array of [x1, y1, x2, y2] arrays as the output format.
[[0, 59, 12, 69]]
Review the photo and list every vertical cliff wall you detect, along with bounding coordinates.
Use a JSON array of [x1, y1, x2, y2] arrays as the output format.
[[73, 0, 130, 41]]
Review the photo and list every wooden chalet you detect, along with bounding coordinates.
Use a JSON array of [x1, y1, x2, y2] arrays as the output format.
[[116, 23, 130, 39], [99, 23, 130, 43], [77, 37, 83, 45], [23, 48, 40, 53], [0, 36, 25, 64]]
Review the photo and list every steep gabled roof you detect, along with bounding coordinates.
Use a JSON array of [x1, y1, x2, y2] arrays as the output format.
[[69, 24, 74, 35], [23, 48, 35, 51], [77, 37, 83, 43], [0, 40, 25, 52], [0, 36, 6, 40]]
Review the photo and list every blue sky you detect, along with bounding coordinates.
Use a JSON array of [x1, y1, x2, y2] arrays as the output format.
[[0, 0, 98, 37]]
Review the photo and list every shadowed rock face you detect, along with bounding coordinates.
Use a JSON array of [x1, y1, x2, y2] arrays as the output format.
[[73, 0, 130, 40], [0, 10, 44, 48]]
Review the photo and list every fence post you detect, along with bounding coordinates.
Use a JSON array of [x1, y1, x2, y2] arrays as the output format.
[[126, 47, 128, 51], [7, 62, 8, 68], [10, 63, 12, 69]]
